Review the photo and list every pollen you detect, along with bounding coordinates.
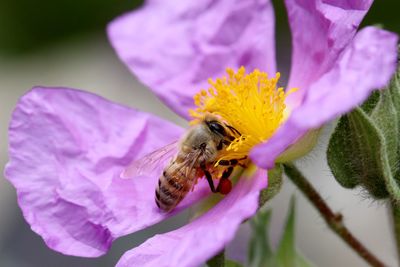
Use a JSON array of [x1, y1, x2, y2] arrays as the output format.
[[189, 67, 296, 164]]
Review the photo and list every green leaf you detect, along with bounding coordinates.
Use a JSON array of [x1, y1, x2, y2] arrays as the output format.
[[248, 197, 314, 267], [328, 108, 391, 198], [327, 112, 361, 189], [225, 259, 244, 267], [388, 69, 400, 182], [259, 164, 283, 207], [207, 250, 224, 267], [248, 210, 276, 267], [328, 106, 400, 202], [370, 86, 399, 178], [361, 90, 380, 114], [276, 197, 314, 267], [389, 66, 400, 121], [276, 197, 296, 266], [328, 108, 387, 195]]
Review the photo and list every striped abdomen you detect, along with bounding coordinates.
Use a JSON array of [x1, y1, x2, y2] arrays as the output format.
[[155, 162, 196, 212]]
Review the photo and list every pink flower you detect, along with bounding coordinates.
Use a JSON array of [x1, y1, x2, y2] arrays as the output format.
[[5, 0, 397, 266]]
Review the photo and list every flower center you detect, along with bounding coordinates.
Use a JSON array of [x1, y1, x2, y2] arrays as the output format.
[[189, 67, 296, 164]]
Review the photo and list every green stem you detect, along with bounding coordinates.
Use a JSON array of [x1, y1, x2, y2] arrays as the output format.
[[391, 201, 400, 264], [207, 250, 225, 267], [283, 163, 385, 267]]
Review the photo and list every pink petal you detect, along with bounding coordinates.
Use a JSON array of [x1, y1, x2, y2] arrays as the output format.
[[4, 87, 210, 257], [108, 0, 276, 119], [116, 168, 267, 267], [285, 0, 373, 108], [252, 27, 398, 169], [291, 27, 398, 128]]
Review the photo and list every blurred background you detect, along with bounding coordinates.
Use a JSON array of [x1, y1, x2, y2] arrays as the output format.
[[0, 0, 399, 266]]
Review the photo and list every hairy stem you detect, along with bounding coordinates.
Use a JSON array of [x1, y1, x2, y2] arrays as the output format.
[[283, 163, 385, 267], [391, 201, 400, 264]]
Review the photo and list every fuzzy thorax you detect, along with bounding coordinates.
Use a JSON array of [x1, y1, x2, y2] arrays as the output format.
[[190, 67, 296, 163]]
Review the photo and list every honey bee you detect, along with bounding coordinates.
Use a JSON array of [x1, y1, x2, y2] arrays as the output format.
[[122, 114, 247, 212]]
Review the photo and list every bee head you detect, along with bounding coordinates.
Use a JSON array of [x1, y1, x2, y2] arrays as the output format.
[[206, 120, 226, 137]]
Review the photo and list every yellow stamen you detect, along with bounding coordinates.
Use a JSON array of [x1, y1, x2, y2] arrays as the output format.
[[189, 67, 296, 164]]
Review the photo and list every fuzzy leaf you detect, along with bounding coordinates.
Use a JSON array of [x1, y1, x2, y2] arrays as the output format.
[[328, 108, 388, 197], [259, 164, 283, 207], [387, 70, 400, 182], [370, 86, 399, 178], [361, 90, 380, 114], [207, 251, 224, 267], [327, 106, 400, 202]]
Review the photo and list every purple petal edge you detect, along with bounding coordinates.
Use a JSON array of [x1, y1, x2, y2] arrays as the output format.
[[251, 120, 305, 169], [116, 168, 267, 267], [4, 87, 210, 257], [252, 26, 398, 169], [285, 0, 373, 108], [108, 0, 276, 119], [293, 27, 398, 128]]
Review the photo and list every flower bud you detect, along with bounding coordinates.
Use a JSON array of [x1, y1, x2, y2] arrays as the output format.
[[327, 66, 400, 201]]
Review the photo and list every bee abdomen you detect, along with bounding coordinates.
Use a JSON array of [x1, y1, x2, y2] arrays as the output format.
[[155, 171, 188, 212]]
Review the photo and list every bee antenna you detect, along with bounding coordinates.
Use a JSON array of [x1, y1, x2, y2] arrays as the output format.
[[225, 124, 241, 136]]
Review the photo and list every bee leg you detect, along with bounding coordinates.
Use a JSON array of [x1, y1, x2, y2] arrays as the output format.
[[218, 159, 238, 166], [201, 162, 217, 193], [205, 170, 218, 193], [220, 166, 234, 179], [218, 156, 248, 168], [215, 156, 248, 195]]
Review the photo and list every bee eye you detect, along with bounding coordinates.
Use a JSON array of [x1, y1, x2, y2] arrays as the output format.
[[208, 121, 226, 136]]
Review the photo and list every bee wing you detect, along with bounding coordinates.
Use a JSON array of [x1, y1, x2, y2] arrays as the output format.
[[163, 160, 199, 196], [179, 150, 204, 191], [121, 140, 179, 179], [184, 151, 202, 179]]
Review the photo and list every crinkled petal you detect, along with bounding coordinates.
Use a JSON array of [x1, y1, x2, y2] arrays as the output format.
[[116, 168, 267, 267], [291, 27, 398, 128], [252, 27, 398, 169], [108, 0, 276, 119], [4, 87, 210, 257], [285, 0, 373, 108]]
